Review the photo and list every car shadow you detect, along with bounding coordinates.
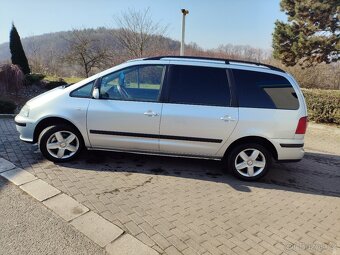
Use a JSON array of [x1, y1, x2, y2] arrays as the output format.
[[1, 118, 338, 197], [52, 149, 340, 198], [0, 176, 9, 193]]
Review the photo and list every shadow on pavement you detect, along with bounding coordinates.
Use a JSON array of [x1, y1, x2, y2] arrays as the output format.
[[52, 149, 340, 198], [0, 176, 10, 193], [1, 118, 339, 198]]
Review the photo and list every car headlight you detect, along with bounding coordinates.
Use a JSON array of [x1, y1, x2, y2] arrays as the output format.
[[19, 105, 30, 117]]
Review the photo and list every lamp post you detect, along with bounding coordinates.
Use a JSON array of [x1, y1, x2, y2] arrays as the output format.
[[180, 9, 189, 56]]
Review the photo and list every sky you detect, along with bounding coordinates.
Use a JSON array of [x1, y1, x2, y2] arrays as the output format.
[[0, 0, 287, 50]]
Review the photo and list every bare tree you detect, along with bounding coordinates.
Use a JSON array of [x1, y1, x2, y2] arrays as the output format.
[[63, 29, 112, 77], [215, 44, 271, 62], [26, 37, 47, 74], [114, 8, 167, 58]]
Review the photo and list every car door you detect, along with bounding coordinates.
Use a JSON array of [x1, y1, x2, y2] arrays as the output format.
[[87, 64, 166, 152], [159, 63, 238, 157]]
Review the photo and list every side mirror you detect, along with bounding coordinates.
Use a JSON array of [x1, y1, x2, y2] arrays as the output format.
[[92, 87, 100, 99]]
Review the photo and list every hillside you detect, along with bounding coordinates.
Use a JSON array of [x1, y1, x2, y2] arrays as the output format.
[[0, 30, 81, 61], [0, 27, 180, 63], [1, 27, 275, 77], [2, 27, 337, 90], [0, 28, 180, 61]]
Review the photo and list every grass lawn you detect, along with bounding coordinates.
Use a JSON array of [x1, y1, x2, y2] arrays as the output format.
[[106, 81, 160, 89], [44, 76, 83, 84]]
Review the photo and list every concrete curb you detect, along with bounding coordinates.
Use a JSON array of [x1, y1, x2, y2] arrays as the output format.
[[0, 114, 16, 118], [0, 157, 159, 255]]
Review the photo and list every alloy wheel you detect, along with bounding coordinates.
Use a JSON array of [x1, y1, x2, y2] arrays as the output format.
[[234, 148, 266, 177], [46, 131, 79, 159]]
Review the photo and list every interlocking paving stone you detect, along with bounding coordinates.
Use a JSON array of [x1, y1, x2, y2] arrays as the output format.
[[43, 193, 89, 221], [1, 118, 340, 255], [70, 211, 124, 247], [0, 158, 16, 172], [20, 179, 61, 201], [106, 234, 159, 255], [1, 168, 37, 185]]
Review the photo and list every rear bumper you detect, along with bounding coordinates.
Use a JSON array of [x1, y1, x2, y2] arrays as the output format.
[[279, 143, 304, 148], [271, 138, 305, 160]]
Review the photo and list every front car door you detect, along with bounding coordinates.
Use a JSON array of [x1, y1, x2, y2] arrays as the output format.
[[87, 64, 166, 152], [159, 62, 238, 157]]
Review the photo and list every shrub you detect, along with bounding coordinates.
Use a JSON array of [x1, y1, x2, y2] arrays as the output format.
[[0, 99, 17, 114], [0, 64, 24, 95], [302, 89, 340, 125], [25, 73, 46, 85], [43, 80, 67, 90]]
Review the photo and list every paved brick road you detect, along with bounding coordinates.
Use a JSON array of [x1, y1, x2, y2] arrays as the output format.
[[1, 118, 339, 255]]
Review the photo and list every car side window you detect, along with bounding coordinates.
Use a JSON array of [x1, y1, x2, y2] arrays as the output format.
[[100, 65, 165, 102], [70, 81, 94, 98], [232, 69, 299, 110], [167, 65, 230, 107]]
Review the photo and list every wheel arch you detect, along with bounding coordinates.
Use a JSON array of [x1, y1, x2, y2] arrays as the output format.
[[33, 117, 82, 144], [223, 136, 278, 161]]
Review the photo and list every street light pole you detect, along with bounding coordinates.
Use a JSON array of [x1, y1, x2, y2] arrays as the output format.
[[180, 9, 189, 56]]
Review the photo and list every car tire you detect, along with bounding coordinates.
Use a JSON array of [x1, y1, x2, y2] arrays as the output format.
[[38, 124, 84, 163], [228, 143, 271, 181]]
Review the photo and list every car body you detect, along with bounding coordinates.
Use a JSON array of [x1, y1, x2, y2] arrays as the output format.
[[15, 56, 307, 181]]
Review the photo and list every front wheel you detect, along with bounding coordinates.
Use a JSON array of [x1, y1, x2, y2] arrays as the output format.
[[39, 125, 83, 162], [228, 143, 271, 181]]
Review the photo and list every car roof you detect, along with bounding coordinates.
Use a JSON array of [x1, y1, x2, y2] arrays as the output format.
[[141, 56, 286, 73]]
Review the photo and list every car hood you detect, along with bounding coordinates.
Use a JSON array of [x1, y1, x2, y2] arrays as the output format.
[[26, 86, 67, 108]]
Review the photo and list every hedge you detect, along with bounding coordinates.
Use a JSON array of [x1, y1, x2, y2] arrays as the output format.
[[0, 99, 17, 114], [25, 73, 46, 85], [44, 80, 68, 90], [301, 89, 340, 125]]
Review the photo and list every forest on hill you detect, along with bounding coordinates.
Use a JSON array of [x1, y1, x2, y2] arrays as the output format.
[[0, 24, 275, 76]]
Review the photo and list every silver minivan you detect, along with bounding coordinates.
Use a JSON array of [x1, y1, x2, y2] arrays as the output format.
[[15, 56, 307, 181]]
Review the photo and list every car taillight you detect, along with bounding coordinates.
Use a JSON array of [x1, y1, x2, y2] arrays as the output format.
[[295, 116, 308, 134]]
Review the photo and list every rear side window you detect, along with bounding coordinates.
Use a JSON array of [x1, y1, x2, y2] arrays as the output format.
[[167, 65, 230, 107], [232, 69, 299, 110]]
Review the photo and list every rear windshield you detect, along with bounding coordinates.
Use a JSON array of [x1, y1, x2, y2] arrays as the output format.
[[232, 69, 299, 110]]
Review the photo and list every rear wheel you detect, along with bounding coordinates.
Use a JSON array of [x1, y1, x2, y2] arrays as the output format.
[[228, 143, 271, 181], [39, 125, 83, 162]]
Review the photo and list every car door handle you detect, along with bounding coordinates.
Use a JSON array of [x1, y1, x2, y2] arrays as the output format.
[[220, 115, 236, 121], [144, 111, 159, 117]]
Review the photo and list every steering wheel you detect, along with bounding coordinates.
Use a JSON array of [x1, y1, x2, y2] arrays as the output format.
[[116, 72, 131, 99]]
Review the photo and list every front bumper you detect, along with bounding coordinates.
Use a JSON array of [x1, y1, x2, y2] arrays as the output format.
[[14, 115, 35, 143]]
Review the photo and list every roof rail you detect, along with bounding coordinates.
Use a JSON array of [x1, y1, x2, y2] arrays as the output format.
[[144, 55, 285, 73]]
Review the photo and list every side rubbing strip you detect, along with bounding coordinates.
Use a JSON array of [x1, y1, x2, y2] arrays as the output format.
[[280, 143, 304, 148], [89, 130, 223, 143]]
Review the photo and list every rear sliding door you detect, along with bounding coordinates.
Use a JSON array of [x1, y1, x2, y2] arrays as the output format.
[[159, 64, 238, 157]]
